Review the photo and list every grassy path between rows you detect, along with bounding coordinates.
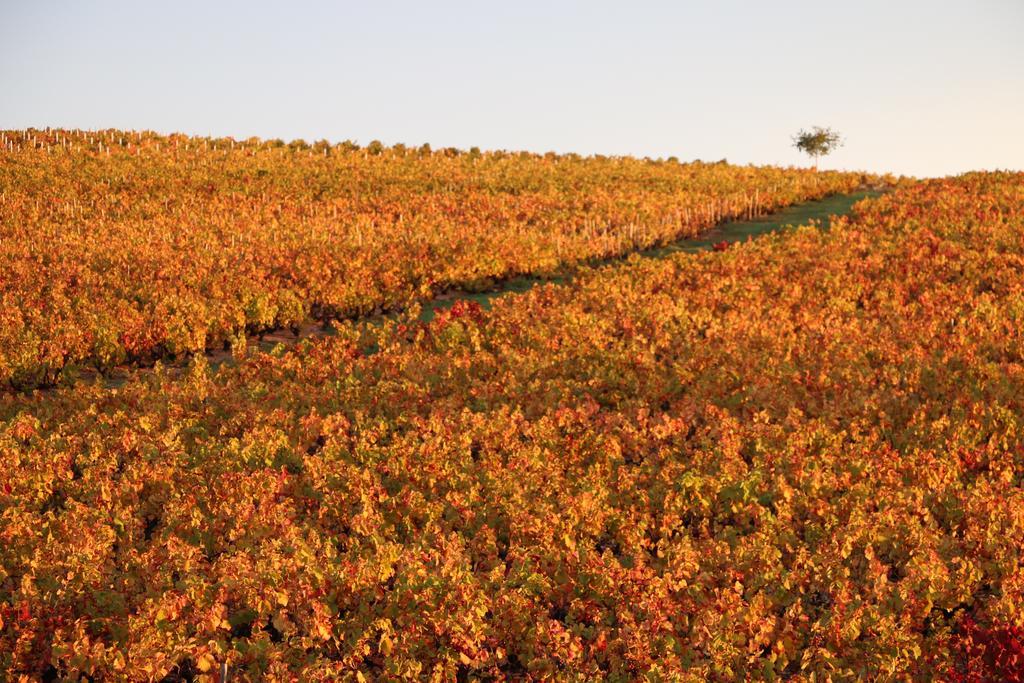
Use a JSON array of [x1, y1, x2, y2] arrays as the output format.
[[414, 189, 883, 321], [95, 189, 882, 388]]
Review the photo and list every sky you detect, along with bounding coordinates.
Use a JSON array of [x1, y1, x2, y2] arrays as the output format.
[[1, 0, 1021, 178]]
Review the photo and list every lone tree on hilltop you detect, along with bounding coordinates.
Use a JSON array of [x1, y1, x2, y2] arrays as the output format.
[[792, 126, 842, 170]]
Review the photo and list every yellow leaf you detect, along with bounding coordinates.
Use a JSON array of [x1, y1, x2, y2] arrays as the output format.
[[196, 654, 214, 673], [272, 612, 289, 634]]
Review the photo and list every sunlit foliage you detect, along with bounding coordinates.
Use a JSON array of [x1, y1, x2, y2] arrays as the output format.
[[0, 128, 875, 391], [1, 172, 1022, 680]]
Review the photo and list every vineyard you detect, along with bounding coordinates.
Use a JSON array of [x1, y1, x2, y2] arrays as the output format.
[[0, 129, 877, 391], [2, 147, 1023, 681]]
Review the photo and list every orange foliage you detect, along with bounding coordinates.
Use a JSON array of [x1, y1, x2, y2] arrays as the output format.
[[0, 128, 872, 390], [2, 152, 1021, 680]]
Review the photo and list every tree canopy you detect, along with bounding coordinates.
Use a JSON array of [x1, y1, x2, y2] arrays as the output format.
[[792, 126, 843, 169]]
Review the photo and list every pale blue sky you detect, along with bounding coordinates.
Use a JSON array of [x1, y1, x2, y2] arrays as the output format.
[[2, 1, 1021, 177]]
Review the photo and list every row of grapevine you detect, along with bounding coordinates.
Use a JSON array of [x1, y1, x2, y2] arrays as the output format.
[[1, 173, 1021, 679], [0, 128, 883, 391]]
